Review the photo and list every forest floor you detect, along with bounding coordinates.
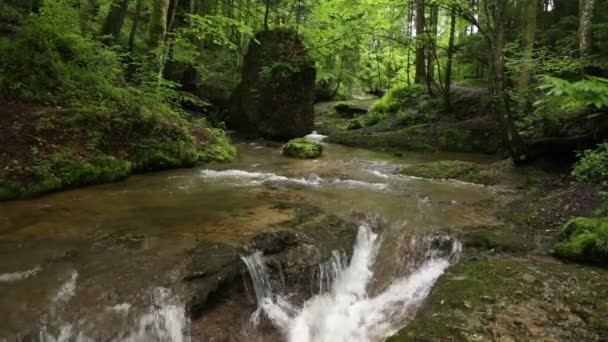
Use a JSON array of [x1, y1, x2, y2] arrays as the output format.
[[315, 95, 608, 341]]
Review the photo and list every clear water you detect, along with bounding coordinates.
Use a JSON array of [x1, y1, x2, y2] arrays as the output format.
[[0, 138, 504, 341]]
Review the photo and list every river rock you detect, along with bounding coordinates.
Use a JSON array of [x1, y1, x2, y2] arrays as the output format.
[[228, 29, 316, 140], [282, 138, 323, 159]]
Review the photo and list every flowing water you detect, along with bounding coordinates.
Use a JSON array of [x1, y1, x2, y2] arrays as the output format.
[[0, 136, 504, 341]]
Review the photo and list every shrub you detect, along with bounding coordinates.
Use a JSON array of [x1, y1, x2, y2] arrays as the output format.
[[369, 84, 427, 115], [572, 143, 608, 192], [554, 217, 608, 263]]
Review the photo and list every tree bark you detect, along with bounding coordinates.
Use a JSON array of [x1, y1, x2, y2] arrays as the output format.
[[490, 0, 529, 164], [128, 0, 143, 51], [147, 0, 170, 49], [579, 0, 596, 76], [414, 0, 426, 84], [444, 8, 457, 109], [100, 0, 130, 42], [517, 0, 539, 111]]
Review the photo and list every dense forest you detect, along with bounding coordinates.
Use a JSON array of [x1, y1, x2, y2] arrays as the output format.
[[0, 0, 608, 340]]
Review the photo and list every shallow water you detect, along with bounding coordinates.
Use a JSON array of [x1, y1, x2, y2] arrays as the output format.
[[0, 139, 504, 341]]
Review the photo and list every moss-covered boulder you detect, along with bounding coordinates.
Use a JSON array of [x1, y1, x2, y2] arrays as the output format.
[[282, 138, 322, 159], [228, 29, 315, 140], [554, 217, 608, 263]]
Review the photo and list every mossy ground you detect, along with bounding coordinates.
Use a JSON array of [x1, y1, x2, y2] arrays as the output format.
[[389, 258, 608, 341], [282, 138, 323, 159], [0, 101, 236, 201]]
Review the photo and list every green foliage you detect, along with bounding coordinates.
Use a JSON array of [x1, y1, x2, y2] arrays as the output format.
[[555, 217, 608, 263], [370, 84, 427, 115], [537, 76, 608, 110], [572, 143, 608, 192], [346, 118, 364, 130]]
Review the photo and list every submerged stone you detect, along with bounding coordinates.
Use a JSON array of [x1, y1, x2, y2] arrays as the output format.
[[228, 29, 316, 140], [282, 138, 323, 159]]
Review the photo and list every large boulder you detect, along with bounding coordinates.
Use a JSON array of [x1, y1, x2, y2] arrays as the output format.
[[228, 29, 316, 140]]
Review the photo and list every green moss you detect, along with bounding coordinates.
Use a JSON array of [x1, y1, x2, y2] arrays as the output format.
[[197, 129, 238, 163], [462, 226, 535, 253], [554, 217, 608, 263], [389, 258, 608, 341], [282, 138, 323, 159], [346, 118, 364, 130], [370, 84, 427, 115]]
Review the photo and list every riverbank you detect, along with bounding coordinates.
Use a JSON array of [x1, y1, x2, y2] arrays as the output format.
[[386, 158, 608, 340], [0, 99, 237, 201]]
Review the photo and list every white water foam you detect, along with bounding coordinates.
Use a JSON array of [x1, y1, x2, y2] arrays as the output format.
[[0, 265, 42, 283], [200, 169, 388, 191], [39, 287, 189, 342], [53, 271, 79, 304], [304, 131, 328, 143], [242, 224, 461, 342]]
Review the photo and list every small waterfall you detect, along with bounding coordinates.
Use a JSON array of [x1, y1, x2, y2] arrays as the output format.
[[242, 223, 461, 342], [241, 251, 274, 305], [316, 250, 347, 294]]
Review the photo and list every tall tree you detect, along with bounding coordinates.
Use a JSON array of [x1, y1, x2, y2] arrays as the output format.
[[517, 0, 539, 111], [100, 0, 130, 42], [414, 0, 426, 84], [128, 0, 143, 51], [579, 0, 596, 76], [489, 0, 528, 164], [444, 7, 457, 108], [147, 0, 170, 49]]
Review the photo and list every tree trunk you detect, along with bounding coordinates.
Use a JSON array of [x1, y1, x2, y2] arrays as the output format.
[[128, 0, 143, 51], [490, 0, 529, 164], [100, 0, 130, 42], [405, 1, 414, 86], [444, 8, 457, 109], [147, 0, 170, 49], [414, 0, 426, 84], [427, 4, 438, 84], [517, 0, 539, 111], [264, 0, 270, 31], [579, 0, 596, 76]]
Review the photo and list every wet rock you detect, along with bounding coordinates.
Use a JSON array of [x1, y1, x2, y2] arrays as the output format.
[[252, 230, 299, 254], [282, 138, 323, 159], [185, 241, 243, 318], [228, 29, 315, 140]]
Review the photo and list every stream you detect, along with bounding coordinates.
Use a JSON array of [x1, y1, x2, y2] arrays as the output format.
[[0, 135, 505, 341]]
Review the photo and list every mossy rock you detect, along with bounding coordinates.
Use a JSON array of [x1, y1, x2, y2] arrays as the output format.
[[346, 118, 364, 130], [228, 29, 316, 140], [282, 138, 322, 159], [334, 101, 368, 118], [554, 217, 608, 264]]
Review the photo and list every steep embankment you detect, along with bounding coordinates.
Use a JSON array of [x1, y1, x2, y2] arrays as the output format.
[[0, 99, 236, 200]]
